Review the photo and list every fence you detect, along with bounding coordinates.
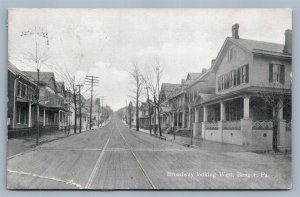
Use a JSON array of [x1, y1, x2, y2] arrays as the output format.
[[223, 120, 241, 130], [252, 120, 273, 130], [205, 122, 218, 130]]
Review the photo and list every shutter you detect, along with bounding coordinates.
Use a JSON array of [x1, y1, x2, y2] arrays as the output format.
[[237, 68, 241, 85], [280, 65, 285, 84], [269, 64, 273, 82], [245, 64, 249, 83]]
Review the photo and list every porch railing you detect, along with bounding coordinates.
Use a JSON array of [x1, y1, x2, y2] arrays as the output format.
[[205, 122, 218, 130], [223, 120, 241, 130], [252, 120, 273, 130]]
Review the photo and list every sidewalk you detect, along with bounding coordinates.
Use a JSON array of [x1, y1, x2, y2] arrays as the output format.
[[7, 117, 113, 158], [123, 123, 257, 153], [7, 128, 89, 158]]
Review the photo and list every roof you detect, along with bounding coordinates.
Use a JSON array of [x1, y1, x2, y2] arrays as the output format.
[[161, 83, 181, 99], [56, 81, 64, 92], [212, 37, 291, 73], [198, 93, 216, 101], [24, 71, 56, 84], [8, 62, 37, 86], [187, 73, 202, 80], [228, 37, 290, 57]]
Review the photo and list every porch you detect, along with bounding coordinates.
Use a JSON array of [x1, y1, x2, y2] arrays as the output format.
[[195, 96, 291, 150]]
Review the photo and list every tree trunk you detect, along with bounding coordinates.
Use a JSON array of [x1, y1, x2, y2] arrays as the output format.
[[146, 88, 152, 135], [157, 103, 162, 136], [73, 93, 77, 134], [136, 97, 139, 131], [272, 108, 279, 152], [153, 95, 157, 135], [147, 102, 152, 135]]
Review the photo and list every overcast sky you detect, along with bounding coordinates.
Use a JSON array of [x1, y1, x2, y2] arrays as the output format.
[[8, 8, 292, 110]]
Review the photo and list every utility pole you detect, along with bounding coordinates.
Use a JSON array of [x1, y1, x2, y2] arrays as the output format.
[[76, 84, 83, 133], [36, 69, 40, 145], [85, 75, 99, 130], [100, 96, 105, 126], [97, 98, 100, 128]]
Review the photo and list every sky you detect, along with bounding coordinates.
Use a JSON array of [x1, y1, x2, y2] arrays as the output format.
[[8, 8, 292, 111]]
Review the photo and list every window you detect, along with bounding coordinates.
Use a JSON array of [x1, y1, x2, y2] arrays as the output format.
[[218, 64, 249, 92], [230, 71, 235, 87], [24, 85, 28, 98], [17, 105, 21, 124], [16, 104, 28, 124], [17, 81, 22, 97], [227, 48, 235, 62], [269, 64, 285, 84]]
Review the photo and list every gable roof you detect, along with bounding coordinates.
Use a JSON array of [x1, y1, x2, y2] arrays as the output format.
[[24, 71, 56, 84], [161, 83, 181, 99], [56, 81, 65, 93], [8, 62, 37, 86], [187, 72, 202, 80], [228, 37, 290, 57], [212, 37, 291, 73]]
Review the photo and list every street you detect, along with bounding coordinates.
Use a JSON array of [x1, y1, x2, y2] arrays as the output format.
[[7, 114, 291, 189]]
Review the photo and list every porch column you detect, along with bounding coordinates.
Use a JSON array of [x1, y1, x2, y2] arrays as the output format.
[[43, 108, 46, 126], [172, 112, 175, 127], [220, 102, 226, 121], [277, 100, 283, 120], [177, 111, 179, 127], [243, 96, 250, 119], [182, 111, 185, 128], [28, 102, 32, 127], [58, 110, 61, 128], [203, 106, 207, 122], [195, 107, 199, 123], [188, 106, 191, 129]]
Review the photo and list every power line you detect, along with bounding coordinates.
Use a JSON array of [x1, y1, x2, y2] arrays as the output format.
[[76, 84, 83, 133], [85, 75, 99, 130]]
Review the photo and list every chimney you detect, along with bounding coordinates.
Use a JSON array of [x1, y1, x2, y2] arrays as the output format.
[[283, 29, 292, 54], [211, 59, 216, 67], [202, 68, 207, 74], [181, 79, 186, 84], [232, 24, 239, 39]]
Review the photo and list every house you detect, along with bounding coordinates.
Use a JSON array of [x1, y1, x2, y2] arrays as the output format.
[[139, 100, 153, 130], [159, 73, 205, 131], [24, 71, 69, 130], [185, 67, 216, 137], [159, 83, 181, 130], [7, 62, 38, 130], [199, 24, 292, 149]]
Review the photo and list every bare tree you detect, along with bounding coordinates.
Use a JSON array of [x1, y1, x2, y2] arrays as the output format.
[[153, 61, 164, 137], [48, 64, 84, 135], [141, 73, 153, 135], [19, 26, 50, 145], [128, 62, 143, 131], [257, 82, 291, 152], [128, 101, 133, 129], [144, 58, 163, 136]]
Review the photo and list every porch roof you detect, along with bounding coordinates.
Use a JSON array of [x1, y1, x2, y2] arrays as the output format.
[[202, 86, 291, 105], [40, 103, 69, 112]]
